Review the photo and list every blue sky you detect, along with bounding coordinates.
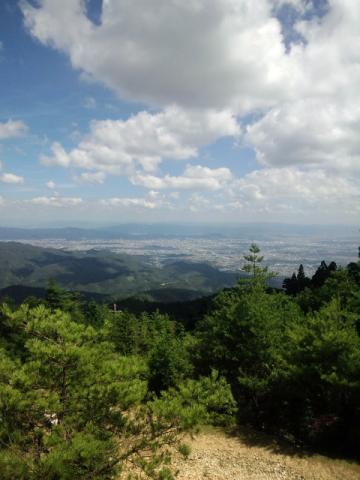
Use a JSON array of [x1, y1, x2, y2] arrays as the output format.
[[0, 0, 359, 226]]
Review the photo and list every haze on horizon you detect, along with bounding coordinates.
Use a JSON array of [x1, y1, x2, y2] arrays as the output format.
[[0, 0, 359, 226]]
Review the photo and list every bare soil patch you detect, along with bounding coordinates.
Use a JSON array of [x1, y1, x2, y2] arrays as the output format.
[[172, 428, 360, 480]]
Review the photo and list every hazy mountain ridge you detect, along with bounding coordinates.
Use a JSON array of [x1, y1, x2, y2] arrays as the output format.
[[0, 223, 357, 240]]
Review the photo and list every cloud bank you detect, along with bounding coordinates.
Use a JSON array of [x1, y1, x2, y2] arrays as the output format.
[[18, 0, 360, 223]]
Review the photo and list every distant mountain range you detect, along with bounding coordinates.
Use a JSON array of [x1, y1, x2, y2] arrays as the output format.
[[0, 241, 240, 302], [0, 223, 357, 241]]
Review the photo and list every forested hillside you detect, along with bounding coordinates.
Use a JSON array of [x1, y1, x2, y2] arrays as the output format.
[[0, 245, 359, 479], [0, 242, 239, 300]]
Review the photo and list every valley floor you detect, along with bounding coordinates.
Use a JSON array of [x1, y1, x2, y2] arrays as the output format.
[[170, 428, 360, 480]]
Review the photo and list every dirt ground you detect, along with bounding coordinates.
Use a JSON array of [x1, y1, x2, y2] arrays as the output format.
[[171, 428, 360, 480]]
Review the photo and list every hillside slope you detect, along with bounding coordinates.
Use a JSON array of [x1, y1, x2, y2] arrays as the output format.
[[0, 241, 239, 300]]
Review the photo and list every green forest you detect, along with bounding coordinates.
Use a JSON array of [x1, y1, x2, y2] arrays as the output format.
[[0, 245, 359, 479]]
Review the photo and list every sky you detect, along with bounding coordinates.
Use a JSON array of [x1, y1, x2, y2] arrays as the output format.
[[0, 0, 359, 226]]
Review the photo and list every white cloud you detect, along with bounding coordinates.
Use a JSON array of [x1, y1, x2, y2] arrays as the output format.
[[0, 120, 28, 140], [168, 191, 180, 200], [41, 106, 239, 174], [22, 0, 295, 113], [188, 193, 212, 212], [42, 142, 71, 167], [131, 165, 233, 191], [244, 0, 360, 173], [20, 0, 360, 222], [0, 173, 25, 184], [98, 188, 183, 210], [77, 171, 106, 184], [229, 167, 360, 217], [46, 180, 56, 189], [30, 196, 83, 207], [100, 197, 156, 209], [245, 98, 360, 171]]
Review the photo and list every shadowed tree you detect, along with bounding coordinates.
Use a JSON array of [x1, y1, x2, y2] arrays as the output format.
[[283, 264, 311, 295]]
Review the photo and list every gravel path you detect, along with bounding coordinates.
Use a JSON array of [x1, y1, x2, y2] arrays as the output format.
[[172, 429, 360, 480]]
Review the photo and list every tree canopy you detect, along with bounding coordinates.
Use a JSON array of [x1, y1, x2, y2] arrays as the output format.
[[1, 243, 360, 478]]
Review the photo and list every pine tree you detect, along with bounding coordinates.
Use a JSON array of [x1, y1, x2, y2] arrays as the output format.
[[0, 304, 235, 479], [243, 243, 264, 278]]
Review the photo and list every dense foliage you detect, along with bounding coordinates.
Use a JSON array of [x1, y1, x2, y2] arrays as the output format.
[[196, 249, 360, 456], [1, 244, 359, 479], [0, 300, 235, 479]]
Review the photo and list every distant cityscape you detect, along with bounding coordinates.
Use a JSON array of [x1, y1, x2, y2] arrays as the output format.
[[11, 232, 359, 277]]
